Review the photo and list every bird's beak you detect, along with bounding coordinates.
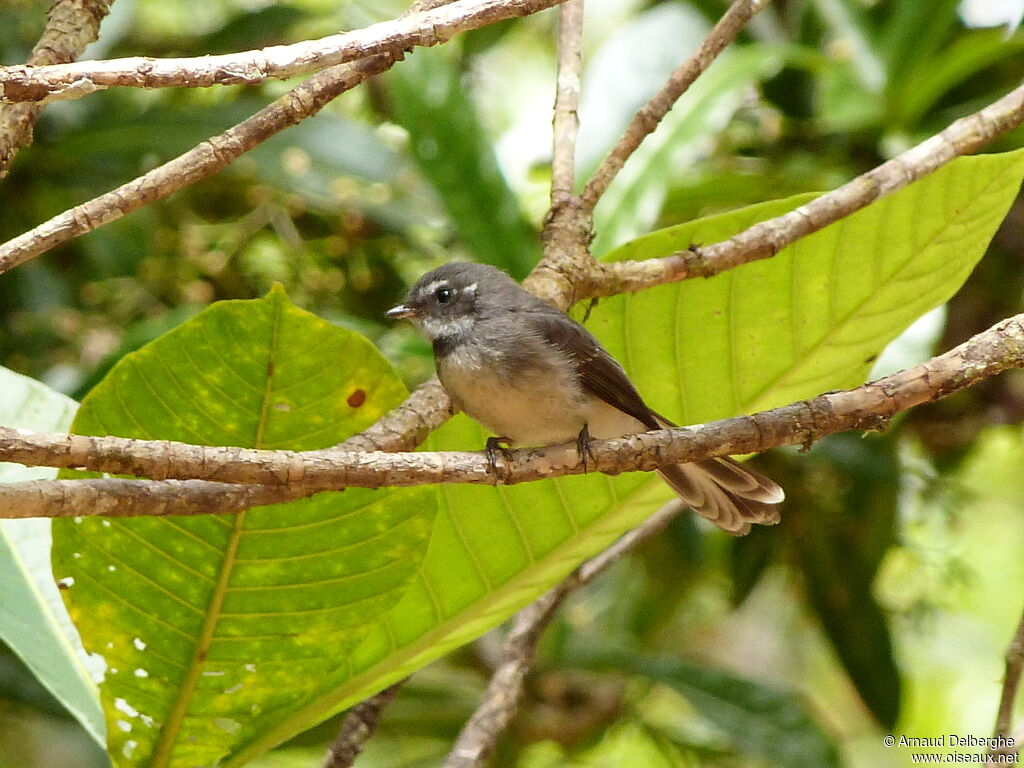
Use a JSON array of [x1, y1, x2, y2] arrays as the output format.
[[386, 303, 418, 320]]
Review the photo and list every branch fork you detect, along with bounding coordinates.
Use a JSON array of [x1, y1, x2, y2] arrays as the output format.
[[3, 0, 1024, 764]]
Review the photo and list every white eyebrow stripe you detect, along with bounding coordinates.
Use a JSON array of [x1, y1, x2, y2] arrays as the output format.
[[465, 282, 478, 294], [422, 280, 449, 295]]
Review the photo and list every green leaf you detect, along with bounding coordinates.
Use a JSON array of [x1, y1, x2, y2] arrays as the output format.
[[598, 149, 1024, 421], [878, 0, 960, 87], [889, 29, 1024, 131], [50, 287, 437, 768], [586, 652, 840, 768], [230, 149, 1024, 763], [0, 366, 105, 745], [232, 417, 669, 764], [388, 44, 538, 279]]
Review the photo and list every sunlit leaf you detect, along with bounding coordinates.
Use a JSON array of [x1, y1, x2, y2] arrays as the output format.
[[51, 287, 437, 768], [597, 149, 1024, 420], [584, 721, 692, 768]]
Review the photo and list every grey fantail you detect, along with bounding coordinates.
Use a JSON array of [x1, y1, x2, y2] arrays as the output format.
[[387, 262, 783, 534]]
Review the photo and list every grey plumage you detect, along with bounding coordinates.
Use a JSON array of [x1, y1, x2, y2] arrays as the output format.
[[387, 262, 783, 535]]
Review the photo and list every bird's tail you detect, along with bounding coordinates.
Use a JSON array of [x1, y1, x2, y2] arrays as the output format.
[[657, 457, 784, 535]]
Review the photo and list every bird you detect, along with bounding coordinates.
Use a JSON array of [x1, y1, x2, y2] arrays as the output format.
[[387, 261, 783, 534]]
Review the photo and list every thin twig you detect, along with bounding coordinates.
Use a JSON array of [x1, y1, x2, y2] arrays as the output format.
[[591, 80, 1024, 297], [0, 54, 399, 275], [0, 0, 565, 276], [323, 682, 405, 768], [2, 311, 1021, 515], [578, 0, 768, 212], [0, 0, 567, 104], [524, 0, 768, 308], [992, 608, 1024, 750], [0, 478, 306, 518], [524, 3, 592, 309], [442, 587, 565, 767], [550, 0, 584, 205], [0, 0, 114, 176], [441, 500, 683, 767]]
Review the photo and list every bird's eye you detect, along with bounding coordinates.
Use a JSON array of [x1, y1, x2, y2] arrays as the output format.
[[434, 286, 454, 304]]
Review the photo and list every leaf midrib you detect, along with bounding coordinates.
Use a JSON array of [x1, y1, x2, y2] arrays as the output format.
[[227, 474, 666, 765], [148, 295, 284, 766]]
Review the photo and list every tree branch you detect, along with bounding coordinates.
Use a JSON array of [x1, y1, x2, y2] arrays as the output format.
[[524, 0, 590, 309], [991, 607, 1024, 753], [318, 4, 582, 760], [0, 376, 454, 517], [0, 0, 114, 176], [549, 0, 584, 205], [0, 0, 459, 523], [590, 80, 1024, 297], [525, 0, 770, 309], [442, 584, 567, 768], [441, 499, 683, 766], [322, 682, 405, 768], [577, 0, 768, 212], [0, 0, 566, 104], [0, 54, 403, 275], [0, 477, 311, 518], [2, 311, 1021, 515]]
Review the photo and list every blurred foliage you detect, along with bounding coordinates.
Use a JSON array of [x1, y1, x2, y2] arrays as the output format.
[[2, 0, 1024, 767]]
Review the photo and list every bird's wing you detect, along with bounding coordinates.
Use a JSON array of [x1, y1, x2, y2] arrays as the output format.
[[531, 311, 660, 430]]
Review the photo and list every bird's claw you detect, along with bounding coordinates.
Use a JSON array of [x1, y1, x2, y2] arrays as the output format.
[[485, 436, 514, 479], [576, 424, 596, 473]]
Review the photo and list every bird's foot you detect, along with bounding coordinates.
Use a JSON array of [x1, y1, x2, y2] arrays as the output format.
[[485, 436, 515, 479], [576, 424, 596, 473]]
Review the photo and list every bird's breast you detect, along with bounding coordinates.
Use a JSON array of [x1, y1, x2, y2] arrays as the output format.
[[437, 342, 587, 445]]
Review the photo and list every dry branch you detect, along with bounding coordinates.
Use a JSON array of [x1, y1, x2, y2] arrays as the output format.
[[2, 311, 1021, 516], [0, 0, 566, 103], [0, 478, 310, 518], [0, 54, 399, 275], [443, 584, 567, 768], [0, 0, 113, 176], [991, 608, 1024, 758], [549, 0, 584, 204], [0, 377, 453, 518], [524, 0, 591, 324], [323, 682, 405, 768], [527, 0, 769, 309], [592, 81, 1024, 297], [578, 0, 768, 212]]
